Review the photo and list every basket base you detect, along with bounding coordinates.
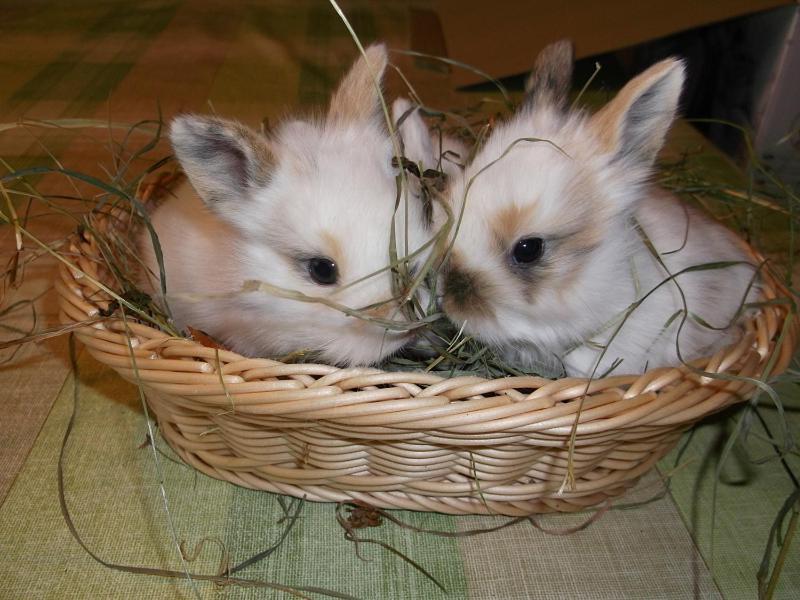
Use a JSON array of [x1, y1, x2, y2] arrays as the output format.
[[158, 416, 672, 517]]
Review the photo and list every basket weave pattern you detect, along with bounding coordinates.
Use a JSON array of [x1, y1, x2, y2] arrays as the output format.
[[56, 204, 798, 516]]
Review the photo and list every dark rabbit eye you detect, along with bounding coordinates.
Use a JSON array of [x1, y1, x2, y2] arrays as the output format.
[[307, 257, 338, 285], [512, 237, 545, 265]]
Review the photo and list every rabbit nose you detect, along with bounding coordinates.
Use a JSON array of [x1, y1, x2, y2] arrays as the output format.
[[443, 265, 496, 321], [444, 266, 477, 308]]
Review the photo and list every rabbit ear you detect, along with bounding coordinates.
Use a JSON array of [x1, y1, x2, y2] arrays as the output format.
[[590, 58, 685, 166], [392, 98, 437, 225], [522, 39, 574, 109], [170, 115, 273, 214], [392, 98, 434, 165], [328, 43, 388, 123]]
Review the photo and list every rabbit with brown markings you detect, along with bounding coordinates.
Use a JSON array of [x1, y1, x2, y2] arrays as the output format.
[[440, 40, 758, 377], [139, 45, 444, 366]]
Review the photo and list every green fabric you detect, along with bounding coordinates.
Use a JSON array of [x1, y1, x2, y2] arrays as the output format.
[[223, 489, 465, 599], [0, 352, 467, 598], [660, 381, 800, 600], [1, 353, 230, 597]]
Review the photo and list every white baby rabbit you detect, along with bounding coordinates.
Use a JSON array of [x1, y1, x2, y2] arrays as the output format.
[[441, 40, 758, 377], [139, 44, 442, 366]]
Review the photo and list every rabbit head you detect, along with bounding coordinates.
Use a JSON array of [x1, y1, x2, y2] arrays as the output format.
[[441, 40, 686, 365], [164, 44, 439, 366]]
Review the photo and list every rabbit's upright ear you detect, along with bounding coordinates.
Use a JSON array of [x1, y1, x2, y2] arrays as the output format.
[[170, 115, 273, 213], [590, 58, 685, 167], [392, 98, 434, 166], [391, 98, 438, 225], [522, 39, 574, 110], [328, 43, 388, 123]]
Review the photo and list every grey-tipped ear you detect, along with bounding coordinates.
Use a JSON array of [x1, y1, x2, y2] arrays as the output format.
[[328, 43, 388, 123], [170, 115, 273, 212], [523, 39, 574, 109], [392, 98, 434, 165], [590, 58, 685, 166]]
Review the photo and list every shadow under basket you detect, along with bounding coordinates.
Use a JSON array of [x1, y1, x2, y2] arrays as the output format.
[[57, 204, 799, 517]]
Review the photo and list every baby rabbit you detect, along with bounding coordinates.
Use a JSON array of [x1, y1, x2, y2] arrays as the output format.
[[139, 45, 442, 366], [441, 40, 758, 377]]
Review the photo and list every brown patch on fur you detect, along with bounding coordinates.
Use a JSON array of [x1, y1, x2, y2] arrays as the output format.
[[491, 203, 536, 247], [320, 230, 344, 266], [328, 45, 388, 123], [442, 254, 496, 321]]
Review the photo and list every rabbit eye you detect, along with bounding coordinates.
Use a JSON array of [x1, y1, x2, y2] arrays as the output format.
[[307, 257, 338, 285], [511, 237, 544, 265]]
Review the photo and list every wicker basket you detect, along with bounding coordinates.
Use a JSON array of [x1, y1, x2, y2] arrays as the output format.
[[56, 196, 799, 516]]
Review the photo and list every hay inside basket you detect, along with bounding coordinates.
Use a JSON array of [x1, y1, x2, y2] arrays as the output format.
[[55, 173, 799, 517]]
